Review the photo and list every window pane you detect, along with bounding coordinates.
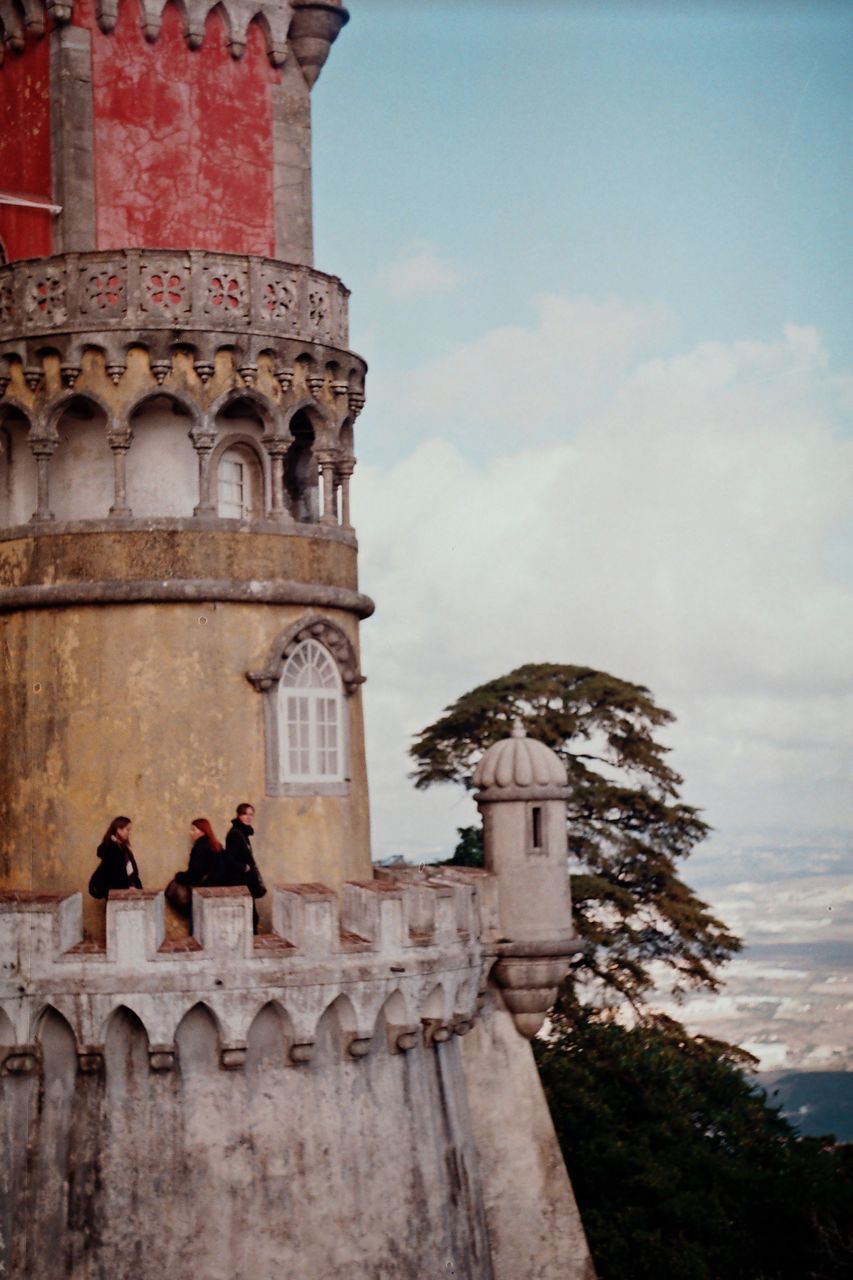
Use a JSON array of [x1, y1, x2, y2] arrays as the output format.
[[278, 641, 345, 784], [218, 458, 245, 519]]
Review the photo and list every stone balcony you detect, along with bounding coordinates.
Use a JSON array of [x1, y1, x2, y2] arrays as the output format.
[[0, 248, 351, 363]]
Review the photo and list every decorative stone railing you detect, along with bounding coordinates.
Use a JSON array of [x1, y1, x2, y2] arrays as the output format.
[[0, 872, 499, 1066], [0, 249, 350, 351]]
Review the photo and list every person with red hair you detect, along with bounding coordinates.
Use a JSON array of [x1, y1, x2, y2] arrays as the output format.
[[184, 817, 225, 933]]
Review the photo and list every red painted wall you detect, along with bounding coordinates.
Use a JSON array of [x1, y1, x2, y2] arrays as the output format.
[[0, 34, 53, 262], [84, 0, 278, 254]]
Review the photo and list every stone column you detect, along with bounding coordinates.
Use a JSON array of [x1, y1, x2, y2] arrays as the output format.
[[335, 457, 355, 529], [28, 435, 59, 522], [107, 429, 132, 517], [50, 23, 96, 253], [190, 425, 217, 517], [262, 436, 292, 522], [316, 450, 337, 525]]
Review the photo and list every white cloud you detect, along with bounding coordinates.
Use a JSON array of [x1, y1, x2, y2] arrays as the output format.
[[380, 240, 462, 299], [402, 293, 671, 444], [354, 298, 853, 865]]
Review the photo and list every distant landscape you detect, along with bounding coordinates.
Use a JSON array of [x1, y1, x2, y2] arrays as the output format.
[[653, 830, 853, 1142]]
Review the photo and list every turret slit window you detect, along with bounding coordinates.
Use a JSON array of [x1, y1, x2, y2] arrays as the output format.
[[278, 640, 344, 784], [531, 806, 543, 851]]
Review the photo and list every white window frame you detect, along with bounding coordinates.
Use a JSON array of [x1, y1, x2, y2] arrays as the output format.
[[217, 444, 262, 520], [275, 640, 348, 792]]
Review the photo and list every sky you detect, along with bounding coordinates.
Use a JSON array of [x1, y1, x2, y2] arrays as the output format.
[[309, 1, 852, 1059]]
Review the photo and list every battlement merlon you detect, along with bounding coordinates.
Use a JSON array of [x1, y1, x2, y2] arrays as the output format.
[[0, 1, 349, 83], [0, 866, 580, 1054]]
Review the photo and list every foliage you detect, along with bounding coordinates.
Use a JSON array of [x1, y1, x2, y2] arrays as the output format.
[[444, 825, 485, 868], [412, 663, 740, 1005], [534, 1008, 853, 1280]]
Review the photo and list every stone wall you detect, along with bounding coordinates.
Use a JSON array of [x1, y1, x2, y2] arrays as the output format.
[[0, 599, 372, 934], [0, 877, 595, 1279]]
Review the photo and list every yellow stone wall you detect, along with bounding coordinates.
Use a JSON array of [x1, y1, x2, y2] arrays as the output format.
[[0, 592, 372, 937]]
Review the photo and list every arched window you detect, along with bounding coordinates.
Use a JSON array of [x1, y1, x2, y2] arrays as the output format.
[[278, 640, 344, 783], [217, 444, 263, 520]]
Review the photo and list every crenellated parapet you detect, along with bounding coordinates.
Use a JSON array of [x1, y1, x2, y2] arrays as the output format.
[[0, 0, 348, 80], [0, 875, 496, 1069]]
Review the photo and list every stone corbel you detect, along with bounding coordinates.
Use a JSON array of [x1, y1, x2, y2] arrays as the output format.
[[0, 1047, 39, 1075], [148, 1045, 175, 1071], [45, 0, 73, 25], [96, 0, 118, 33], [139, 1, 162, 43], [347, 388, 365, 419], [22, 0, 45, 37]]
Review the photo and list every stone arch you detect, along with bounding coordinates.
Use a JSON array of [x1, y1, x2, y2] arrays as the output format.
[[421, 983, 446, 1023], [47, 392, 114, 520], [283, 404, 319, 521], [103, 1006, 150, 1104], [373, 989, 420, 1055], [284, 395, 334, 448], [35, 1005, 78, 1065], [44, 387, 113, 438], [125, 389, 200, 517], [313, 993, 356, 1064], [0, 400, 35, 526], [211, 385, 282, 437], [174, 1001, 221, 1075], [126, 386, 202, 430], [245, 1000, 293, 1075], [338, 417, 354, 458]]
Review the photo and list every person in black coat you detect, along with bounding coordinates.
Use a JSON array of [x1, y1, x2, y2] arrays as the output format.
[[223, 802, 261, 934], [96, 817, 142, 894], [182, 817, 225, 934]]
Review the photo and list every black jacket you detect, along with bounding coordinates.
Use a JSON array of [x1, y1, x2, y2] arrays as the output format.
[[223, 820, 256, 887], [187, 836, 225, 888], [96, 838, 142, 892]]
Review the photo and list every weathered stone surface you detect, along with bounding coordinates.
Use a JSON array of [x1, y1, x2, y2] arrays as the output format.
[[463, 996, 597, 1280], [0, 601, 372, 938]]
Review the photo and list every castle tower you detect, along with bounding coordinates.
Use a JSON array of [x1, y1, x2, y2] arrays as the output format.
[[0, 8, 596, 1278], [0, 0, 371, 924]]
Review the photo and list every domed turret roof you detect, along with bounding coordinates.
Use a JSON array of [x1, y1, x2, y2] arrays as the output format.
[[472, 719, 567, 792]]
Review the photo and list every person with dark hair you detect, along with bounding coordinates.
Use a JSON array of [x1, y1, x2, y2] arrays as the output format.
[[223, 802, 264, 934], [95, 817, 142, 895], [184, 817, 225, 934]]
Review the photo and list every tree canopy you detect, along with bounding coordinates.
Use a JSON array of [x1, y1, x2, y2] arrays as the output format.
[[410, 663, 740, 1006], [535, 1009, 853, 1280]]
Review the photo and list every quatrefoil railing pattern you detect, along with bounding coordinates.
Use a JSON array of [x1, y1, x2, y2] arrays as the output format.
[[0, 250, 349, 348]]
